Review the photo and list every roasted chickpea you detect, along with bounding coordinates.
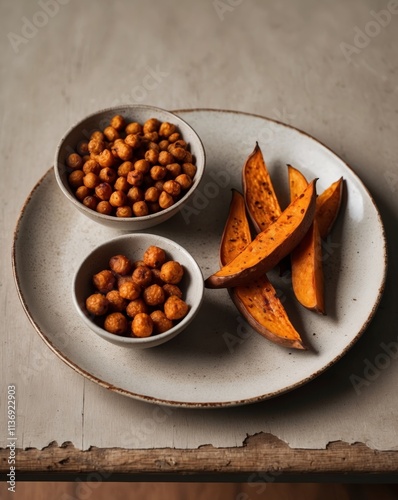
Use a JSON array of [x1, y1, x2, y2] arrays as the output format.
[[159, 191, 174, 209], [175, 173, 193, 190], [144, 131, 159, 142], [127, 170, 144, 186], [118, 161, 134, 177], [116, 206, 133, 217], [117, 275, 133, 287], [163, 180, 181, 197], [109, 190, 127, 208], [114, 176, 129, 192], [68, 170, 84, 188], [110, 114, 126, 131], [82, 154, 91, 162], [158, 139, 169, 151], [147, 141, 160, 152], [103, 126, 120, 142], [134, 159, 150, 174], [83, 172, 100, 189], [173, 139, 187, 149], [132, 200, 149, 217], [159, 122, 177, 138], [163, 284, 183, 299], [126, 298, 148, 318], [77, 140, 89, 156], [86, 293, 109, 316], [143, 246, 166, 268], [168, 132, 181, 144], [158, 151, 174, 166], [164, 295, 189, 320], [153, 180, 165, 191], [96, 200, 113, 215], [99, 167, 117, 184], [88, 138, 105, 155], [109, 254, 132, 275], [142, 285, 165, 308], [95, 182, 113, 201], [133, 259, 146, 269], [127, 186, 144, 203], [143, 118, 161, 133], [131, 313, 153, 338], [144, 186, 160, 202], [150, 165, 166, 181], [150, 310, 173, 334], [184, 151, 193, 163], [66, 153, 83, 170], [93, 269, 115, 293], [168, 146, 186, 162], [75, 185, 90, 201], [90, 130, 104, 141], [160, 261, 184, 284], [182, 162, 197, 179], [125, 122, 142, 135], [116, 141, 133, 161], [97, 149, 114, 168], [166, 163, 181, 178], [119, 280, 141, 300], [144, 149, 159, 164], [106, 290, 128, 312], [125, 133, 141, 149], [83, 195, 98, 210], [83, 159, 101, 175], [132, 265, 152, 287], [104, 312, 128, 335]]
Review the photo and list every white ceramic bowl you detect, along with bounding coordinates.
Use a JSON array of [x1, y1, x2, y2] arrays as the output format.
[[55, 105, 205, 230], [73, 233, 204, 348]]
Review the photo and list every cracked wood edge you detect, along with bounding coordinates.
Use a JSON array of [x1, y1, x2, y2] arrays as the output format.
[[1, 433, 398, 476]]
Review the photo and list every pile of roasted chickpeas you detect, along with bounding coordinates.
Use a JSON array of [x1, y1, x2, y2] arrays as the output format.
[[85, 246, 189, 337], [66, 115, 197, 217]]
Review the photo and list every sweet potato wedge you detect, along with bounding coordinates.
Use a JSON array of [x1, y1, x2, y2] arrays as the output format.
[[288, 165, 325, 314], [221, 190, 306, 350], [220, 189, 252, 266], [205, 180, 317, 289], [243, 143, 282, 232], [316, 177, 343, 239]]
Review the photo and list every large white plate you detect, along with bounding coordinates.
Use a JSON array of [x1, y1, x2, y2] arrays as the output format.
[[12, 109, 387, 407]]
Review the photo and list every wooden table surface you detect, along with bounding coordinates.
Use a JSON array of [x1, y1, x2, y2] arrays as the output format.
[[1, 0, 398, 481]]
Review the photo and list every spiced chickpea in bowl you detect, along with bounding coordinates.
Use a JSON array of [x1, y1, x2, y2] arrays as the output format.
[[56, 105, 205, 231], [73, 233, 204, 348]]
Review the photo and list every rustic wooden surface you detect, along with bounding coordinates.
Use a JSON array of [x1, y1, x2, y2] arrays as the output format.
[[1, 0, 398, 479]]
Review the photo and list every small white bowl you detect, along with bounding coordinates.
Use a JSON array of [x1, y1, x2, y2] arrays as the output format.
[[55, 104, 205, 231], [73, 233, 204, 348]]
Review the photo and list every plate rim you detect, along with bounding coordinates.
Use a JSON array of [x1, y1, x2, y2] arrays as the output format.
[[11, 108, 388, 408]]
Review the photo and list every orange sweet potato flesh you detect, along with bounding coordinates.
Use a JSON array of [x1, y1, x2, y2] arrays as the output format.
[[220, 189, 251, 267], [205, 180, 317, 289], [243, 143, 282, 233], [221, 190, 306, 350], [316, 177, 343, 239], [288, 165, 325, 314]]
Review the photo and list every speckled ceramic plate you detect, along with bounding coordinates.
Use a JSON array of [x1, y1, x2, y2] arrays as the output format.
[[12, 109, 387, 408]]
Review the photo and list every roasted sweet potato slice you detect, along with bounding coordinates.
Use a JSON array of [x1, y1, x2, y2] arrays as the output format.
[[205, 180, 317, 289], [243, 143, 282, 232], [220, 189, 252, 266], [288, 165, 325, 314], [220, 190, 305, 349], [316, 177, 343, 239]]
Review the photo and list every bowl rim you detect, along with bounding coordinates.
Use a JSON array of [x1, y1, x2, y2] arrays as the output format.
[[54, 104, 206, 223], [72, 233, 204, 345]]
